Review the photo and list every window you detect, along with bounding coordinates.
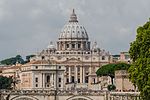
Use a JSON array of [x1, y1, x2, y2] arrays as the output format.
[[77, 67, 80, 72], [85, 76, 88, 83], [78, 78, 80, 83], [71, 67, 74, 72], [59, 78, 61, 82], [35, 84, 38, 87], [47, 76, 50, 83], [35, 78, 38, 82], [72, 44, 75, 48], [93, 78, 95, 83], [35, 66, 38, 69], [102, 56, 105, 60], [78, 44, 81, 48], [42, 56, 45, 60], [59, 84, 61, 87], [67, 78, 69, 83], [71, 76, 75, 83], [66, 67, 69, 71], [59, 66, 61, 69], [66, 44, 69, 48]]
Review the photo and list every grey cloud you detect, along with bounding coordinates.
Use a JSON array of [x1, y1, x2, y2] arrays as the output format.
[[0, 0, 150, 60]]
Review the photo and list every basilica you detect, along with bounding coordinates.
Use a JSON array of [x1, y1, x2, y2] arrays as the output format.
[[30, 9, 111, 89], [0, 9, 111, 90]]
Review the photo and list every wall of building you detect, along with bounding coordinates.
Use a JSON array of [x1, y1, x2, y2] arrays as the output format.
[[115, 70, 134, 91]]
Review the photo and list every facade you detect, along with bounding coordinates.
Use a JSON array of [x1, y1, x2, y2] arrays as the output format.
[[0, 9, 111, 90], [0, 61, 65, 90], [120, 52, 131, 63], [115, 70, 135, 91], [31, 9, 111, 89], [20, 60, 65, 90]]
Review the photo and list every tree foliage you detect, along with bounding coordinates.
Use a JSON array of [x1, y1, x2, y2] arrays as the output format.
[[96, 63, 130, 84], [129, 19, 150, 100], [0, 76, 13, 89], [0, 55, 25, 65]]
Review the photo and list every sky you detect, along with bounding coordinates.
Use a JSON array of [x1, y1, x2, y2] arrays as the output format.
[[0, 0, 150, 60]]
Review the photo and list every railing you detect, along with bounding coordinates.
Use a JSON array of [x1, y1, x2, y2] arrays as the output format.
[[0, 90, 140, 97]]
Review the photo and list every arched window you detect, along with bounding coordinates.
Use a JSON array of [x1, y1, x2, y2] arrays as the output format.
[[102, 56, 105, 60]]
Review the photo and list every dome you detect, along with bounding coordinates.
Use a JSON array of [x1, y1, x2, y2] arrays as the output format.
[[59, 9, 89, 40], [47, 41, 55, 49]]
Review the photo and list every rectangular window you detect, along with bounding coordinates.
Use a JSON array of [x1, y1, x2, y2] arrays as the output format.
[[66, 44, 69, 48], [59, 78, 61, 82], [35, 78, 38, 82], [66, 67, 69, 72], [71, 76, 75, 83], [78, 78, 80, 83], [36, 84, 38, 87], [72, 44, 75, 48], [78, 44, 81, 48], [71, 67, 74, 72], [85, 76, 88, 83], [77, 67, 80, 72], [102, 56, 105, 60], [67, 78, 69, 83]]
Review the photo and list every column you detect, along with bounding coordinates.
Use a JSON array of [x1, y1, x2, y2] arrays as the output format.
[[75, 66, 78, 82], [53, 73, 56, 88], [83, 67, 85, 83], [69, 67, 71, 83], [52, 73, 54, 86], [43, 73, 45, 88], [41, 73, 43, 88], [50, 73, 53, 86], [80, 66, 83, 83]]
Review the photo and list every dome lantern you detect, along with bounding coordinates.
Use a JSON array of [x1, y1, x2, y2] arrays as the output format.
[[69, 9, 78, 22]]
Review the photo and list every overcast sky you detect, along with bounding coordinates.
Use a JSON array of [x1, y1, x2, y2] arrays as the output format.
[[0, 0, 150, 60]]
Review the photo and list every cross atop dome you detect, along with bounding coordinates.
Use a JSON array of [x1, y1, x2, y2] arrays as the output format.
[[69, 9, 78, 22]]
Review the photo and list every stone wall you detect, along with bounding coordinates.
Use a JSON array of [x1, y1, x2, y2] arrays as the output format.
[[0, 90, 140, 100]]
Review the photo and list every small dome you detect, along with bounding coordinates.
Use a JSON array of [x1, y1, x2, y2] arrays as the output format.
[[47, 41, 55, 49], [59, 9, 88, 40]]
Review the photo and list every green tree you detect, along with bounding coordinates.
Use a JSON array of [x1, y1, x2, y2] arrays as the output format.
[[0, 55, 25, 65], [129, 19, 150, 100], [96, 63, 130, 84], [0, 76, 13, 89]]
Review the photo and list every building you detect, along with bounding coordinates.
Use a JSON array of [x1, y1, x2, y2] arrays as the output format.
[[0, 60, 65, 90], [31, 9, 111, 89], [0, 9, 111, 90], [111, 52, 131, 63], [115, 70, 135, 91], [120, 52, 131, 63], [20, 60, 65, 90]]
